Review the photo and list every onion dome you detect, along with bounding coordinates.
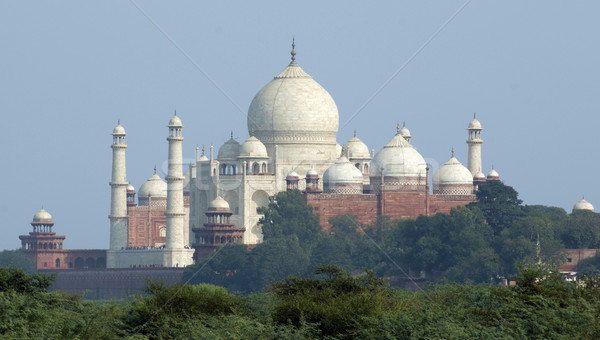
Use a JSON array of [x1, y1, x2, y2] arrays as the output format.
[[138, 172, 167, 198], [399, 122, 411, 142], [468, 114, 482, 130], [239, 135, 268, 158], [33, 208, 53, 222], [369, 129, 426, 179], [217, 133, 240, 160], [473, 171, 486, 182], [323, 156, 364, 194], [208, 196, 231, 211], [342, 131, 370, 159], [112, 123, 126, 135], [247, 41, 339, 146], [433, 152, 473, 195], [573, 198, 595, 212], [286, 171, 300, 180], [127, 183, 136, 192], [168, 112, 182, 127], [487, 168, 500, 181]]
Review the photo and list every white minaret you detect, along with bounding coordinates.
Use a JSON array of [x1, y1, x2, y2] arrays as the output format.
[[166, 112, 185, 249], [108, 122, 128, 253], [466, 114, 483, 175], [163, 112, 194, 267]]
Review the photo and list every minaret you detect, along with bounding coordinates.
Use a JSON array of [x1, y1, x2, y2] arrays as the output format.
[[165, 112, 185, 249], [466, 113, 483, 175], [109, 122, 128, 252]]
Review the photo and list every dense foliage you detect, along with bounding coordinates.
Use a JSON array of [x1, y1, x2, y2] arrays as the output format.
[[184, 182, 599, 292], [3, 265, 600, 339]]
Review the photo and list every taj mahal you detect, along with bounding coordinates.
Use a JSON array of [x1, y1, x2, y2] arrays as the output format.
[[102, 41, 500, 268]]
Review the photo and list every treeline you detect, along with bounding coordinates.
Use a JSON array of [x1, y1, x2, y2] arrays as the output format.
[[183, 181, 600, 292], [2, 265, 600, 338]]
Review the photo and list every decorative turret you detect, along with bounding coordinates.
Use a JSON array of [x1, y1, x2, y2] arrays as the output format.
[[192, 196, 245, 260], [487, 168, 500, 181], [126, 183, 136, 207], [109, 121, 128, 253], [305, 169, 320, 192], [399, 122, 411, 143], [286, 171, 300, 190], [466, 114, 483, 175]]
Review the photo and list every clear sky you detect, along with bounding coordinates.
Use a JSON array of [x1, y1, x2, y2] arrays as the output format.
[[2, 1, 599, 251]]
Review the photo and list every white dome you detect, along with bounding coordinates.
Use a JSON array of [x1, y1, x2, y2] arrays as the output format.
[[217, 136, 240, 160], [323, 156, 364, 184], [342, 135, 370, 159], [127, 183, 135, 192], [138, 173, 167, 198], [112, 124, 125, 135], [573, 198, 595, 212], [168, 114, 182, 127], [487, 169, 500, 180], [433, 156, 473, 186], [468, 118, 482, 130], [369, 133, 426, 178], [239, 136, 268, 158], [286, 171, 299, 179], [198, 154, 208, 161], [473, 171, 486, 181], [247, 60, 339, 145], [306, 169, 318, 176], [208, 196, 231, 210], [33, 208, 52, 222]]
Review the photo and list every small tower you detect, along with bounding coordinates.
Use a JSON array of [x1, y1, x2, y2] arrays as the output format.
[[19, 208, 66, 269], [286, 171, 300, 190], [192, 196, 245, 261], [126, 183, 136, 208], [399, 122, 411, 144], [163, 112, 194, 267], [305, 169, 320, 192], [108, 122, 128, 252], [466, 114, 483, 175]]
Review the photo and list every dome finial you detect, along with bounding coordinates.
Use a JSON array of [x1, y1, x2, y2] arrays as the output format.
[[403, 121, 406, 127], [354, 128, 356, 138], [230, 130, 233, 139], [153, 165, 157, 174], [451, 146, 455, 157], [396, 122, 400, 134], [291, 37, 296, 63], [118, 119, 120, 125], [473, 112, 476, 119], [251, 128, 254, 137], [202, 145, 205, 156]]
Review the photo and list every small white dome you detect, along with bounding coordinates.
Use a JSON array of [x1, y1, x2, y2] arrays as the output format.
[[473, 171, 486, 181], [127, 183, 136, 192], [487, 169, 500, 180], [168, 114, 182, 127], [306, 169, 318, 177], [342, 134, 370, 159], [369, 132, 426, 178], [433, 156, 473, 186], [138, 173, 167, 198], [33, 208, 52, 222], [217, 136, 240, 160], [286, 171, 299, 179], [112, 124, 126, 135], [573, 198, 595, 212], [323, 156, 364, 184], [239, 136, 268, 158], [208, 196, 231, 210], [468, 118, 482, 130]]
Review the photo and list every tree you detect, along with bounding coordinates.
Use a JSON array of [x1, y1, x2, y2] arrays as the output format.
[[471, 180, 523, 235], [560, 210, 600, 249], [258, 190, 323, 250], [0, 249, 36, 273], [0, 267, 53, 294], [271, 264, 399, 339]]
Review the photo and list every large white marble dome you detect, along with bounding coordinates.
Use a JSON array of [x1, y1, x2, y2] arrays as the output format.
[[247, 60, 339, 145]]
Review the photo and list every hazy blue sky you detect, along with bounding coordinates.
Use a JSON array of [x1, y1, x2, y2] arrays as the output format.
[[2, 1, 599, 250]]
